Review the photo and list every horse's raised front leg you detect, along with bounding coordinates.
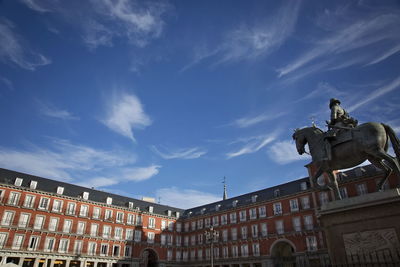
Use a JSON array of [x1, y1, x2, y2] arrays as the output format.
[[367, 156, 392, 191], [327, 171, 342, 200]]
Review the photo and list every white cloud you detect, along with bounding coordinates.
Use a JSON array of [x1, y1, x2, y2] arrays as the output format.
[[122, 165, 161, 181], [37, 101, 79, 120], [82, 20, 114, 50], [19, 0, 51, 12], [227, 134, 276, 159], [0, 76, 13, 90], [365, 44, 400, 66], [156, 187, 220, 209], [151, 146, 207, 160], [267, 140, 310, 164], [348, 76, 400, 112], [102, 92, 152, 142], [0, 19, 51, 71], [232, 112, 287, 128]]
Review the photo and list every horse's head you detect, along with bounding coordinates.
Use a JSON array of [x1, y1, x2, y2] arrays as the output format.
[[292, 128, 307, 155]]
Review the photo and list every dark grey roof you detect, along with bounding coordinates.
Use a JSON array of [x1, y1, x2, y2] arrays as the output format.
[[0, 168, 184, 217]]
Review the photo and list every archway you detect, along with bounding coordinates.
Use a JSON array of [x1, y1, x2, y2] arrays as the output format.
[[141, 248, 158, 267], [271, 240, 296, 267]]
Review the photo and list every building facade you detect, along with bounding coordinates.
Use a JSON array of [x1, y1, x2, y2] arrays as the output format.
[[0, 164, 398, 267]]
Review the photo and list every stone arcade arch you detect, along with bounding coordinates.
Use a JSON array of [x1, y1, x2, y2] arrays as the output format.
[[270, 239, 296, 267], [140, 248, 158, 267]]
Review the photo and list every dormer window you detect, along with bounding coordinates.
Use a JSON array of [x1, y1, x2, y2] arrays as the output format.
[[128, 202, 134, 209], [82, 192, 89, 200], [167, 210, 172, 216], [201, 208, 206, 215], [232, 200, 238, 207], [216, 204, 221, 211], [148, 206, 154, 213], [106, 197, 112, 205], [176, 212, 180, 218], [251, 195, 258, 203], [274, 189, 280, 198], [30, 180, 37, 189], [300, 182, 308, 190], [14, 177, 23, 186], [57, 186, 64, 195]]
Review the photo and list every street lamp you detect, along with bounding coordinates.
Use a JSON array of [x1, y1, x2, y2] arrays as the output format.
[[205, 226, 219, 267]]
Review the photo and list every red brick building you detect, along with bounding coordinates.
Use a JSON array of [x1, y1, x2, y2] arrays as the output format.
[[0, 164, 398, 267]]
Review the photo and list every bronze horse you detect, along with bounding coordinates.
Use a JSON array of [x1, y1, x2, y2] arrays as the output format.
[[292, 122, 400, 200]]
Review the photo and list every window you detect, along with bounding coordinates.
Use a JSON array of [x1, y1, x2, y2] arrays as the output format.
[[12, 234, 24, 249], [275, 220, 284, 234], [167, 249, 173, 260], [106, 197, 112, 205], [125, 246, 132, 257], [251, 195, 258, 203], [8, 191, 20, 206], [301, 196, 310, 209], [115, 227, 123, 240], [293, 217, 301, 232], [147, 232, 155, 243], [290, 199, 299, 212], [148, 217, 156, 229], [113, 245, 121, 257], [259, 206, 266, 217], [52, 199, 63, 213], [176, 212, 180, 218], [2, 210, 14, 226], [168, 234, 173, 245], [340, 187, 349, 198], [215, 204, 221, 211], [176, 235, 181, 246], [92, 207, 101, 219], [62, 219, 72, 233], [168, 221, 174, 231], [74, 240, 83, 254], [306, 236, 318, 251], [100, 244, 109, 256], [222, 229, 228, 242], [273, 202, 282, 215], [212, 216, 219, 226], [300, 181, 308, 190], [274, 189, 280, 197], [116, 212, 124, 223], [184, 236, 189, 246], [204, 218, 211, 228], [77, 221, 86, 235], [239, 210, 247, 221], [250, 208, 257, 219], [137, 215, 143, 225], [128, 202, 134, 209], [231, 228, 237, 241], [261, 223, 268, 237], [82, 191, 89, 200], [90, 224, 98, 237], [161, 234, 166, 245], [126, 229, 134, 240], [319, 192, 329, 205], [201, 208, 206, 215], [18, 213, 30, 228], [223, 246, 229, 258], [30, 180, 37, 189], [252, 243, 260, 256], [191, 221, 196, 231], [176, 222, 182, 232], [241, 244, 249, 257], [221, 214, 227, 225], [15, 177, 23, 186], [44, 237, 55, 252], [28, 236, 40, 251], [79, 205, 89, 217], [66, 202, 76, 215], [103, 225, 111, 238], [197, 249, 203, 260], [213, 247, 219, 259], [251, 224, 258, 238], [232, 200, 238, 207], [56, 186, 64, 195], [198, 233, 203, 244], [134, 230, 142, 242], [356, 183, 368, 196], [184, 222, 189, 232], [34, 215, 45, 230], [148, 206, 154, 213], [304, 215, 313, 230], [0, 233, 8, 248], [161, 220, 167, 230], [88, 242, 97, 255], [48, 217, 59, 232], [232, 245, 238, 257], [23, 195, 35, 208], [127, 214, 135, 225], [38, 197, 50, 210], [57, 239, 68, 253], [241, 226, 247, 239], [105, 209, 113, 220], [230, 212, 237, 223], [191, 235, 196, 246]]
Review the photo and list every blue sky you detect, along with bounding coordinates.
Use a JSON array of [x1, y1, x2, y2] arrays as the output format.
[[0, 0, 399, 209]]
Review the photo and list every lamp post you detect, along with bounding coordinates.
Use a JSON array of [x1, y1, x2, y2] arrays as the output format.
[[205, 226, 219, 267]]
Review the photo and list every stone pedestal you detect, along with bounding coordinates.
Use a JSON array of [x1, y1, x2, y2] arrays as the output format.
[[319, 188, 400, 264]]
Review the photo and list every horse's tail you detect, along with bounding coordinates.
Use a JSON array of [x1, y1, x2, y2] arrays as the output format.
[[382, 123, 400, 159]]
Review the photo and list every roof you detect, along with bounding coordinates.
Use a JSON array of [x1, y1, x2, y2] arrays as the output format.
[[0, 168, 184, 217]]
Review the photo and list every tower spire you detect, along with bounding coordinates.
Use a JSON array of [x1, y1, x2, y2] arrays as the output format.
[[222, 176, 227, 200]]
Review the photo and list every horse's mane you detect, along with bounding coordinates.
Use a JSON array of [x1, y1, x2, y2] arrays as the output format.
[[299, 126, 324, 135]]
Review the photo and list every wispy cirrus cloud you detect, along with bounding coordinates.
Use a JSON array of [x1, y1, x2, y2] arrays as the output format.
[[19, 0, 51, 13], [267, 140, 310, 164], [156, 187, 220, 209], [0, 76, 13, 90], [37, 100, 79, 120], [182, 1, 301, 70], [232, 112, 287, 128], [102, 92, 152, 142], [0, 19, 51, 71], [278, 9, 400, 78], [151, 146, 207, 160], [226, 133, 277, 159]]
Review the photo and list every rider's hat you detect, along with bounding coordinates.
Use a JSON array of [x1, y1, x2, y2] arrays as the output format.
[[329, 98, 341, 108]]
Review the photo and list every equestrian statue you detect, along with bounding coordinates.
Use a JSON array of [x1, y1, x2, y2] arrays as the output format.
[[292, 98, 400, 200]]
